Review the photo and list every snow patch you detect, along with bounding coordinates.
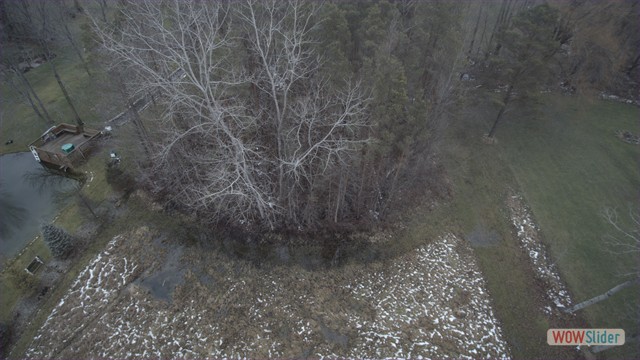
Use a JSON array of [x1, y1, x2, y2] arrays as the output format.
[[26, 233, 510, 359], [507, 194, 573, 311]]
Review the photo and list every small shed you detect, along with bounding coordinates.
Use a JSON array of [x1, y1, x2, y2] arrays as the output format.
[[29, 123, 102, 170], [25, 255, 44, 275]]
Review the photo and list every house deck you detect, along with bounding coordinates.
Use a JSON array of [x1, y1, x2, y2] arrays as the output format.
[[39, 132, 90, 154], [29, 123, 102, 170]]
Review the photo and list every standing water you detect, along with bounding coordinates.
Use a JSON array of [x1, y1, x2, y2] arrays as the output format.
[[0, 152, 77, 267]]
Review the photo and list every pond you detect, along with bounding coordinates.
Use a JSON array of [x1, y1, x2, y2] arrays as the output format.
[[0, 152, 77, 267]]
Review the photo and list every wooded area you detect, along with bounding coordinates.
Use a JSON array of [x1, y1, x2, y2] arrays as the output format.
[[1, 0, 638, 234], [1, 1, 638, 359]]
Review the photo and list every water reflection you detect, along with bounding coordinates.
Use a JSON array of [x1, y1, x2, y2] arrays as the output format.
[[0, 152, 77, 267], [24, 167, 83, 206], [136, 236, 186, 302], [0, 185, 27, 239]]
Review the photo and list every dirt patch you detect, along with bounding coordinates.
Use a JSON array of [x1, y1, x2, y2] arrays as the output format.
[[466, 223, 502, 247], [615, 129, 640, 144], [25, 231, 510, 359]]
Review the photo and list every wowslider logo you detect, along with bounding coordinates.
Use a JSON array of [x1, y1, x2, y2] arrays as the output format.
[[547, 329, 625, 346]]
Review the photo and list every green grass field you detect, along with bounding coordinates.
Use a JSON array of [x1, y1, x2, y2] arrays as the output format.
[[432, 93, 639, 359], [428, 99, 562, 358], [1, 52, 96, 155], [497, 95, 639, 358], [0, 12, 123, 156]]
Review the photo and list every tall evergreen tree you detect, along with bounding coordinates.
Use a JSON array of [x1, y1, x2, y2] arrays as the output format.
[[315, 3, 353, 88], [42, 224, 75, 258]]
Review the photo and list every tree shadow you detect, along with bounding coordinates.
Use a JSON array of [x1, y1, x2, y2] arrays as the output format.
[[0, 184, 28, 239]]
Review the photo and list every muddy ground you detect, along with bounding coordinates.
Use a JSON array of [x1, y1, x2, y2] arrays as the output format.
[[25, 226, 510, 359]]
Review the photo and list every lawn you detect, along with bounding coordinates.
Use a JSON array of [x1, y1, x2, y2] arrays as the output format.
[[0, 14, 123, 156], [1, 51, 98, 155], [497, 94, 639, 358], [427, 99, 570, 359], [421, 92, 639, 359], [0, 237, 51, 323]]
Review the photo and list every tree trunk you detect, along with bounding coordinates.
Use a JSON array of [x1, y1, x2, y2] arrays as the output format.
[[21, 86, 47, 124], [129, 101, 152, 162], [626, 53, 640, 76], [563, 278, 639, 313], [16, 69, 54, 125], [380, 155, 406, 218], [487, 105, 506, 138], [114, 71, 151, 162], [73, 0, 83, 13], [18, 1, 34, 38], [99, 0, 108, 22], [487, 85, 513, 138], [78, 193, 99, 220], [11, 70, 49, 124], [495, 0, 508, 27], [63, 23, 91, 77], [476, 16, 488, 59], [492, 0, 513, 57], [486, 0, 508, 58], [0, 0, 16, 40], [468, 5, 484, 55], [334, 173, 347, 223], [504, 0, 515, 24], [51, 59, 84, 130]]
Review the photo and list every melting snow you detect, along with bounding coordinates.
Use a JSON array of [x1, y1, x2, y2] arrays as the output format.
[[26, 232, 509, 359], [507, 194, 573, 311]]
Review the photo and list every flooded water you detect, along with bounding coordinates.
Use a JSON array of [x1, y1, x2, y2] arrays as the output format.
[[135, 231, 358, 303], [136, 237, 186, 302], [0, 152, 77, 266]]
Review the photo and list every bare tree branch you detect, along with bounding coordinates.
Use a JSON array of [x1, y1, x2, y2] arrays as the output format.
[[94, 0, 372, 231]]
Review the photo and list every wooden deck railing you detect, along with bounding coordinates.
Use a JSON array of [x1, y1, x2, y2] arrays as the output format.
[[29, 123, 102, 170]]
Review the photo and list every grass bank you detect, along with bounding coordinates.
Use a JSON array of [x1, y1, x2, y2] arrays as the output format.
[[0, 12, 126, 350], [429, 99, 570, 359], [0, 148, 110, 321]]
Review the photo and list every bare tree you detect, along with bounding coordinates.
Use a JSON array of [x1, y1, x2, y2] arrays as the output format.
[[550, 0, 640, 95], [0, 34, 56, 124], [48, 53, 85, 129], [94, 0, 371, 231], [603, 207, 640, 270], [1, 65, 54, 125], [482, 4, 562, 138], [1, 0, 38, 42], [238, 0, 371, 226], [51, 0, 92, 76], [562, 207, 640, 356], [27, 0, 84, 128], [96, 0, 108, 22], [563, 207, 640, 314]]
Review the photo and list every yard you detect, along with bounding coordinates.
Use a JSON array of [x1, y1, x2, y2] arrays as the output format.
[[498, 95, 639, 359], [1, 8, 638, 357], [428, 92, 639, 359]]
